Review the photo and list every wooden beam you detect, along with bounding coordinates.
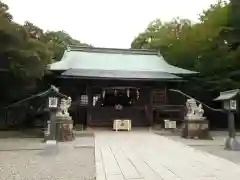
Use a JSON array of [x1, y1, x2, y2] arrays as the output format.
[[86, 85, 93, 126]]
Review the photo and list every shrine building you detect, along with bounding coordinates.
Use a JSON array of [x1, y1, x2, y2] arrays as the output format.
[[48, 46, 197, 128]]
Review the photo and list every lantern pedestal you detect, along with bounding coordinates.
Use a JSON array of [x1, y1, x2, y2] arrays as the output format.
[[44, 110, 58, 142], [225, 138, 240, 151], [224, 111, 240, 150]]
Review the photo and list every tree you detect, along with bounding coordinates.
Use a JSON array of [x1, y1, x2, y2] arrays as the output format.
[[131, 0, 240, 95], [0, 1, 12, 21], [24, 21, 44, 39], [227, 0, 240, 50], [42, 31, 89, 61], [0, 1, 90, 105]]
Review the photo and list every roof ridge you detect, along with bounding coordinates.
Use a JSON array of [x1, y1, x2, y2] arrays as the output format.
[[220, 89, 240, 94], [67, 45, 159, 55]]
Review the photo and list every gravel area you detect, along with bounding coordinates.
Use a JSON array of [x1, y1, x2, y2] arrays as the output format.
[[0, 136, 95, 180], [156, 130, 240, 164]]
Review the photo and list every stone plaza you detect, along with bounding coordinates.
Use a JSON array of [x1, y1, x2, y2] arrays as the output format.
[[95, 130, 240, 180], [1, 130, 240, 180]]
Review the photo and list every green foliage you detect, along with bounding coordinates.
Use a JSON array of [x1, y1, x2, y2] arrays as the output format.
[[0, 1, 90, 104], [0, 1, 12, 21], [226, 0, 240, 50], [131, 0, 240, 94]]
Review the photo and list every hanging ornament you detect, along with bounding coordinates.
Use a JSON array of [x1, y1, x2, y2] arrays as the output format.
[[127, 89, 130, 97], [102, 90, 105, 98]]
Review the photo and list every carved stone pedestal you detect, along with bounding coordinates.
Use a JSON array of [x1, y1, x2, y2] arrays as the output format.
[[56, 116, 74, 142], [181, 118, 212, 139]]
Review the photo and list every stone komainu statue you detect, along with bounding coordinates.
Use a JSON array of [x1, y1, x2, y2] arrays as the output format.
[[55, 96, 74, 141], [186, 98, 205, 119], [57, 97, 72, 117]]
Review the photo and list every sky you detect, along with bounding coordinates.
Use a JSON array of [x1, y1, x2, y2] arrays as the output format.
[[4, 0, 218, 48]]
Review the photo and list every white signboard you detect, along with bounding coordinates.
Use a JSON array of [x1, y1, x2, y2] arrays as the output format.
[[48, 97, 58, 108], [230, 100, 237, 110]]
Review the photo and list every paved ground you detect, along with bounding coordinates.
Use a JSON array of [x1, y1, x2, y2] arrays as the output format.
[[155, 130, 240, 164], [95, 131, 240, 180], [0, 137, 95, 180]]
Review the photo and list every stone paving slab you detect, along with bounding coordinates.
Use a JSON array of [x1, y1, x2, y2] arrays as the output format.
[[95, 131, 240, 180], [102, 146, 122, 176], [110, 145, 141, 179], [163, 134, 240, 164]]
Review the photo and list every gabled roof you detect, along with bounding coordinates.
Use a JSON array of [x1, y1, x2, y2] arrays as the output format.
[[214, 89, 240, 101], [5, 85, 68, 109], [49, 46, 197, 80]]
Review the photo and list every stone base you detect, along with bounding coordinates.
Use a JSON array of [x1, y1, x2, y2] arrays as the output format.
[[44, 134, 51, 142], [225, 138, 240, 151], [56, 116, 74, 142], [182, 119, 212, 140], [184, 116, 206, 121]]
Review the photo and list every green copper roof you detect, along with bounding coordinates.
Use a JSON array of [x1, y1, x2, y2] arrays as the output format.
[[49, 46, 197, 80], [61, 69, 182, 80], [214, 89, 240, 101], [50, 46, 197, 74]]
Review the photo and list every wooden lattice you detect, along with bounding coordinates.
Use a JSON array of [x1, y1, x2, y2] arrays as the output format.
[[152, 89, 167, 105]]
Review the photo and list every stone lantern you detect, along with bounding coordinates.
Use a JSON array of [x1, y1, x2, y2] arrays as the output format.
[[44, 85, 74, 142], [46, 96, 60, 143], [214, 89, 240, 150]]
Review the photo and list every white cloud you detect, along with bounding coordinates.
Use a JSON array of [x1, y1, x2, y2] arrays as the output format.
[[4, 0, 218, 48]]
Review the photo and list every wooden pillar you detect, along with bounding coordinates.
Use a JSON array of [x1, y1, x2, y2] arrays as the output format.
[[149, 88, 154, 126], [86, 85, 93, 127], [142, 87, 153, 126], [164, 86, 168, 105]]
